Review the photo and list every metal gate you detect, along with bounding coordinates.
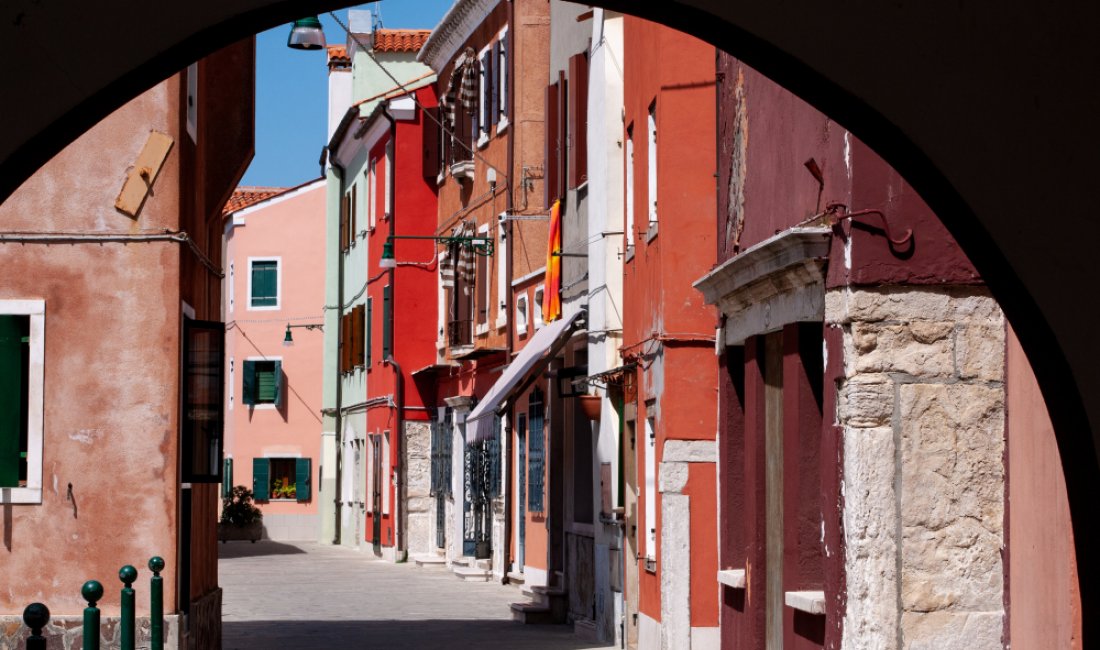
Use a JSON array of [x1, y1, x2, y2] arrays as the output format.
[[430, 412, 452, 550]]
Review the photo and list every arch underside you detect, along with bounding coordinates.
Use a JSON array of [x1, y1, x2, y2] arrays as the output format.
[[1, 0, 1096, 633]]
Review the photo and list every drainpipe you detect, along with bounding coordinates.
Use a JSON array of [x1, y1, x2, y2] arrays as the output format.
[[381, 105, 407, 561], [332, 161, 346, 546], [501, 0, 516, 585]]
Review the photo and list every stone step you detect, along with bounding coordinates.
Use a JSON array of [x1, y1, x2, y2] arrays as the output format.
[[573, 617, 598, 641], [506, 571, 526, 586], [412, 554, 447, 569], [510, 601, 564, 625], [520, 584, 568, 611], [473, 558, 492, 572], [453, 566, 492, 582]]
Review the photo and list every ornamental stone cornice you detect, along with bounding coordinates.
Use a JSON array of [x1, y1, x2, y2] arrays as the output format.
[[418, 0, 503, 72], [693, 227, 831, 345]]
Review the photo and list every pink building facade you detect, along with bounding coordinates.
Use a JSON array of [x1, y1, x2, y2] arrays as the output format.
[[222, 179, 327, 541]]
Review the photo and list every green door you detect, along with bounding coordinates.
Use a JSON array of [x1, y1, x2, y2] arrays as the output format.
[[0, 316, 28, 487]]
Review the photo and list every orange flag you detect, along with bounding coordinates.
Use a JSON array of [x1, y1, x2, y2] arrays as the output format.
[[543, 199, 562, 322]]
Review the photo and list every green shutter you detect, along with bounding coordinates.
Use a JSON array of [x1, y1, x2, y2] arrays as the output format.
[[0, 316, 26, 487], [295, 458, 311, 502], [222, 458, 233, 498], [272, 360, 283, 406], [251, 261, 278, 307], [252, 458, 270, 500], [382, 285, 392, 359], [366, 298, 373, 367], [256, 362, 277, 403], [242, 360, 256, 405]]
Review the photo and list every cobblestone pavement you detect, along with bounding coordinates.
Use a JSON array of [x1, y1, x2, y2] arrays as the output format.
[[220, 541, 616, 650]]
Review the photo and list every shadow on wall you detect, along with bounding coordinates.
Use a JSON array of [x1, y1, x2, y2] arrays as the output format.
[[223, 619, 610, 650], [217, 539, 308, 559]]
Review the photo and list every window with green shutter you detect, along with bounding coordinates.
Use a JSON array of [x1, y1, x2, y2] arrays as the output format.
[[0, 315, 29, 488], [295, 458, 311, 502], [382, 284, 392, 360], [222, 457, 234, 498], [252, 458, 270, 500], [242, 359, 281, 406], [250, 260, 278, 308]]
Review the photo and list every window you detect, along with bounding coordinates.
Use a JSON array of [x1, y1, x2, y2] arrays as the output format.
[[382, 431, 391, 515], [339, 304, 366, 373], [228, 356, 235, 411], [479, 45, 492, 145], [242, 359, 282, 406], [366, 298, 373, 369], [183, 318, 225, 483], [382, 285, 392, 359], [476, 224, 490, 331], [252, 457, 311, 502], [384, 140, 394, 217], [0, 300, 43, 503], [368, 160, 377, 230], [528, 389, 546, 512], [186, 63, 198, 142], [497, 30, 509, 128], [349, 184, 357, 241], [545, 74, 565, 208], [533, 287, 545, 329], [366, 437, 375, 514], [496, 219, 508, 329], [516, 294, 528, 335], [228, 261, 235, 313], [625, 125, 635, 255], [647, 103, 658, 235], [248, 258, 280, 309], [644, 412, 657, 565], [221, 457, 233, 499]]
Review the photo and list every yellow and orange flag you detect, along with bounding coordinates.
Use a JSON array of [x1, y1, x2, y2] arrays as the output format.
[[542, 199, 562, 322]]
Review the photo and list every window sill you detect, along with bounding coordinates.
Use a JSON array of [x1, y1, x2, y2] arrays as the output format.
[[646, 222, 658, 243], [450, 160, 475, 180], [475, 323, 489, 336], [248, 403, 279, 410], [495, 117, 509, 135], [785, 590, 826, 615], [624, 246, 635, 263], [717, 569, 746, 589], [247, 304, 280, 312], [0, 487, 41, 505], [644, 557, 657, 574], [477, 132, 490, 149]]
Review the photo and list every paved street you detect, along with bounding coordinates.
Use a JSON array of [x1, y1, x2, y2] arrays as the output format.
[[220, 541, 615, 649]]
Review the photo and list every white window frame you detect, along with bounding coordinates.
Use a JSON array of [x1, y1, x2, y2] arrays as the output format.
[[496, 217, 508, 329], [228, 261, 235, 314], [647, 104, 658, 239], [247, 256, 282, 311], [382, 431, 391, 515], [533, 286, 545, 329], [625, 126, 635, 258], [384, 140, 394, 218], [496, 27, 509, 133], [0, 299, 44, 504], [366, 436, 375, 514], [228, 356, 234, 411], [244, 355, 282, 410], [476, 222, 492, 335], [515, 294, 528, 336], [369, 158, 378, 230], [644, 414, 657, 565], [477, 42, 492, 148]]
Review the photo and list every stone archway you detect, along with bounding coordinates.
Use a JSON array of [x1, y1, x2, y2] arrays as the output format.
[[2, 0, 1096, 634]]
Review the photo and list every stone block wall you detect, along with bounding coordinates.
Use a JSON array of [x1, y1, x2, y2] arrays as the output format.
[[404, 420, 433, 558], [0, 614, 180, 650], [827, 286, 1005, 650]]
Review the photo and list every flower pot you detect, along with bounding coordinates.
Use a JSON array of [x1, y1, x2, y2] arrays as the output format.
[[218, 520, 263, 543], [578, 394, 602, 421]]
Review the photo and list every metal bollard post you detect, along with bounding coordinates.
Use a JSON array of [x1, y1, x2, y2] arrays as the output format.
[[148, 557, 165, 650], [118, 565, 137, 650], [22, 602, 49, 650], [81, 580, 103, 650]]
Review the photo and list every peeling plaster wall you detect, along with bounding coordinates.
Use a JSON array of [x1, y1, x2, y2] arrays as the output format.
[[828, 286, 1006, 650]]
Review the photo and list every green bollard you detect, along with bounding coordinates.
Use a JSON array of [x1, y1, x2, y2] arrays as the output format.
[[81, 580, 103, 650], [148, 557, 164, 650], [22, 602, 49, 650], [118, 565, 137, 650]]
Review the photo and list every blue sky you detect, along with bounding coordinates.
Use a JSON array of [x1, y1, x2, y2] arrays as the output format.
[[241, 1, 453, 188]]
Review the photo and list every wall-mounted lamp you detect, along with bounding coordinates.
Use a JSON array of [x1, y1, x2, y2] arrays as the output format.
[[283, 322, 324, 347], [287, 16, 326, 50], [379, 234, 495, 270]]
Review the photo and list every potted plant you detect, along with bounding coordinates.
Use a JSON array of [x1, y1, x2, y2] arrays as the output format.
[[218, 485, 264, 543], [578, 393, 602, 422]]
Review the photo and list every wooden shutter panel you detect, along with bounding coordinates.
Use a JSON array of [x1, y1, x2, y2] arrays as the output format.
[[252, 458, 270, 500], [351, 186, 357, 241], [481, 50, 492, 133], [476, 250, 488, 324], [500, 34, 509, 118], [354, 304, 365, 366], [545, 81, 560, 209], [490, 44, 500, 127], [222, 457, 233, 498], [423, 107, 440, 179], [568, 51, 589, 188], [0, 316, 24, 486], [241, 360, 256, 405], [382, 285, 393, 359], [339, 194, 347, 251], [272, 360, 283, 406], [295, 458, 311, 502]]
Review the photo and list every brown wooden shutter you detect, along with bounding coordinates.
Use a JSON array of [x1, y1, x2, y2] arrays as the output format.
[[545, 81, 559, 209], [339, 193, 348, 252], [568, 52, 589, 188], [476, 250, 488, 326], [351, 185, 357, 240], [423, 106, 440, 179], [354, 304, 365, 366]]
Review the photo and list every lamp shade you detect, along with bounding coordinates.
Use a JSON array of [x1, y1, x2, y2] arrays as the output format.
[[379, 240, 397, 269], [283, 325, 294, 347], [287, 16, 326, 50]]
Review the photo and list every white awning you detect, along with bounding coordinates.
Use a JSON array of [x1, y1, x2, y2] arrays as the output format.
[[464, 311, 582, 444]]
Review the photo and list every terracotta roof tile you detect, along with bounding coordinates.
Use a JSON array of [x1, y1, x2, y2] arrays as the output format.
[[372, 29, 431, 53], [223, 187, 287, 215], [327, 45, 350, 67]]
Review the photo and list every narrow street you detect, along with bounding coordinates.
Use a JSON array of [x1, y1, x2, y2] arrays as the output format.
[[220, 541, 616, 649]]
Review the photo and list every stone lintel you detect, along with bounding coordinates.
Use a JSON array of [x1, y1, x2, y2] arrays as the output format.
[[662, 439, 717, 463], [785, 590, 826, 615], [717, 569, 746, 589]]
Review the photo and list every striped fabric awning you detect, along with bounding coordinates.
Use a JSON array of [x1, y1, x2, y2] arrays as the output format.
[[441, 48, 481, 131]]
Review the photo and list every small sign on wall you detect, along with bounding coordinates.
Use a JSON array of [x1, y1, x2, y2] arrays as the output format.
[[115, 130, 173, 219]]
